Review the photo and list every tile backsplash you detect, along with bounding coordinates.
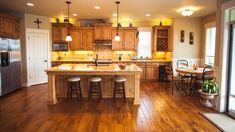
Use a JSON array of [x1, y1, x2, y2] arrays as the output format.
[[51, 47, 172, 61]]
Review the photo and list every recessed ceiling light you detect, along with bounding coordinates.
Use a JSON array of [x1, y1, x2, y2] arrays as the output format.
[[94, 6, 100, 10], [26, 3, 34, 6], [145, 14, 151, 17], [73, 13, 78, 16], [113, 13, 117, 16]]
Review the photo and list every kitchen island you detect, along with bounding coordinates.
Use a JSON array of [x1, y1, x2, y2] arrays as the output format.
[[46, 63, 142, 105]]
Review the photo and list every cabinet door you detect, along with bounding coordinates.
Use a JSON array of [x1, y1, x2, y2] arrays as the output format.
[[52, 26, 67, 42], [102, 25, 112, 40], [2, 18, 16, 37], [139, 66, 146, 80], [82, 29, 94, 50], [94, 26, 103, 40], [70, 29, 82, 50], [112, 29, 124, 50], [0, 17, 3, 35], [145, 66, 157, 80], [124, 29, 136, 50]]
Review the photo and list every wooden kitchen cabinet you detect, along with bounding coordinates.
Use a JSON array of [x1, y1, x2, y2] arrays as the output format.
[[112, 29, 125, 50], [52, 23, 72, 43], [112, 27, 138, 51], [0, 13, 19, 39], [70, 27, 94, 51], [124, 29, 137, 50], [70, 29, 83, 50], [152, 26, 171, 52], [82, 29, 94, 50], [94, 23, 112, 40]]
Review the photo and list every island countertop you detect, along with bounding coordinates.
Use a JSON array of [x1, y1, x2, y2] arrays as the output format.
[[46, 63, 142, 75], [46, 63, 142, 105]]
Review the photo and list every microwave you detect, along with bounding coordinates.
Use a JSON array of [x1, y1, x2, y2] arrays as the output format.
[[52, 43, 68, 51]]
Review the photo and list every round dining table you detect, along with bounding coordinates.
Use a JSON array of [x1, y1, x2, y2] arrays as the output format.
[[176, 67, 204, 76], [175, 67, 204, 95]]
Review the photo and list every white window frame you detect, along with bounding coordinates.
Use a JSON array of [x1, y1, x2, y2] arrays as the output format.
[[204, 22, 216, 66], [137, 27, 152, 59]]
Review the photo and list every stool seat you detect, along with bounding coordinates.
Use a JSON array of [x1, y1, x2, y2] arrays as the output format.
[[89, 77, 102, 82], [67, 77, 81, 82], [115, 76, 126, 82]]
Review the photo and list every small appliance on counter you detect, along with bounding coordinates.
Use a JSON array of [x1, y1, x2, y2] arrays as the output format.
[[0, 37, 22, 96]]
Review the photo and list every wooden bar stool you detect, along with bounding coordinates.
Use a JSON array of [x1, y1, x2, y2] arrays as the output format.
[[67, 77, 83, 101], [88, 77, 102, 101], [113, 76, 126, 102]]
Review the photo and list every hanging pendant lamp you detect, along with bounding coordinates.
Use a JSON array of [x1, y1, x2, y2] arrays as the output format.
[[114, 1, 121, 41], [65, 1, 72, 42]]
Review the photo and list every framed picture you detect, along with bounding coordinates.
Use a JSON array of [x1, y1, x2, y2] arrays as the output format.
[[180, 30, 185, 43], [189, 32, 194, 45]]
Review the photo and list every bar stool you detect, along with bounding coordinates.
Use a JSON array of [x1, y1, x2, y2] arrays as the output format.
[[67, 76, 83, 101], [88, 77, 102, 101], [113, 76, 126, 102]]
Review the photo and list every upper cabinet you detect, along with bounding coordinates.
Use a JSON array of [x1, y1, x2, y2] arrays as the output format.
[[52, 23, 72, 43], [152, 26, 171, 52], [94, 23, 112, 40], [0, 13, 20, 39], [112, 27, 138, 51], [70, 27, 94, 51]]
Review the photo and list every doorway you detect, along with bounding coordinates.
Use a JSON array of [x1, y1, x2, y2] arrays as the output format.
[[26, 29, 50, 86], [227, 23, 235, 118]]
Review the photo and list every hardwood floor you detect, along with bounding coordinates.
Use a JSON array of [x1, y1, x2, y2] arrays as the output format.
[[0, 82, 220, 132]]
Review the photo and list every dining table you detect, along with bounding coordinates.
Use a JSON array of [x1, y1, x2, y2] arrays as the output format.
[[176, 67, 205, 95]]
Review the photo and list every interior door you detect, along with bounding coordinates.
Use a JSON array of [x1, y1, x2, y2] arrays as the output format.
[[227, 23, 235, 118], [27, 30, 49, 85]]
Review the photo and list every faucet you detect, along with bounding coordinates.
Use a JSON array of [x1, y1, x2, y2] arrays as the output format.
[[95, 53, 98, 66]]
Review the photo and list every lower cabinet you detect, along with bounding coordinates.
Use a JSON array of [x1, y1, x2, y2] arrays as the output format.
[[134, 62, 170, 80]]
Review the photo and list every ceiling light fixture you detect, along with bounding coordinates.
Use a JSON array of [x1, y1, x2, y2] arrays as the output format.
[[145, 14, 151, 17], [180, 9, 194, 16], [72, 13, 78, 16], [26, 3, 34, 6], [65, 1, 72, 42], [113, 13, 117, 16], [114, 1, 121, 42], [94, 6, 100, 10]]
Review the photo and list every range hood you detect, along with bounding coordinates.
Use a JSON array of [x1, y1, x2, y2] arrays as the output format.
[[93, 40, 112, 46]]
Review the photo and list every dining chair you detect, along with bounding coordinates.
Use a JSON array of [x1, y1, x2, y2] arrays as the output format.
[[176, 60, 192, 79], [177, 60, 189, 68], [193, 65, 214, 95], [165, 64, 186, 95]]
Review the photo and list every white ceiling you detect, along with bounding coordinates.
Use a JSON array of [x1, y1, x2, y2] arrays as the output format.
[[0, 0, 217, 20]]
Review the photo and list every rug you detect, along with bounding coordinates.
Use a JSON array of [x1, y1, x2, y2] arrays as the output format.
[[200, 113, 235, 132]]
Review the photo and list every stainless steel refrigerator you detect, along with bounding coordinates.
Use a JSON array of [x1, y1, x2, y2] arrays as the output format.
[[0, 37, 22, 96]]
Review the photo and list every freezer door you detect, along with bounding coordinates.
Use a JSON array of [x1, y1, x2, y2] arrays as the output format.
[[9, 39, 22, 91]]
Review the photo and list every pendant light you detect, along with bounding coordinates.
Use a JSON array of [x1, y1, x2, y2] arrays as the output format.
[[65, 1, 72, 42], [114, 1, 121, 41]]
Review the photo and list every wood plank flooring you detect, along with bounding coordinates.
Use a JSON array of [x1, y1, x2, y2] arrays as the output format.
[[0, 82, 220, 132]]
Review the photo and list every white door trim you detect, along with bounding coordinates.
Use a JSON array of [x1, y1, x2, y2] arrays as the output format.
[[26, 28, 51, 86]]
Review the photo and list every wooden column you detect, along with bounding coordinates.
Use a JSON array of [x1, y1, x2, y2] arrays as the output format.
[[47, 74, 57, 105], [133, 74, 141, 105]]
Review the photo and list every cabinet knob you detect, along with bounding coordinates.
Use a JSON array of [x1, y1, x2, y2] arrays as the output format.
[[44, 60, 47, 62]]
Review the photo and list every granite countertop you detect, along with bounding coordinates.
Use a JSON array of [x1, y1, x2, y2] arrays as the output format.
[[51, 59, 172, 63], [46, 63, 142, 73]]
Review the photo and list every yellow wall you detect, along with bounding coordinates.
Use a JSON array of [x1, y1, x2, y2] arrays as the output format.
[[172, 18, 202, 58]]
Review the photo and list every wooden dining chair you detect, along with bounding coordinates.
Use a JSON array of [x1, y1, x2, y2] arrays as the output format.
[[193, 65, 214, 95], [165, 65, 186, 95]]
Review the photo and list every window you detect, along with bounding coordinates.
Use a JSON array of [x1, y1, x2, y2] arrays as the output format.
[[137, 27, 152, 58], [205, 27, 216, 66]]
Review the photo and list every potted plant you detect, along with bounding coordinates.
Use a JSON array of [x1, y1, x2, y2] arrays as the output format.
[[198, 79, 219, 107]]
